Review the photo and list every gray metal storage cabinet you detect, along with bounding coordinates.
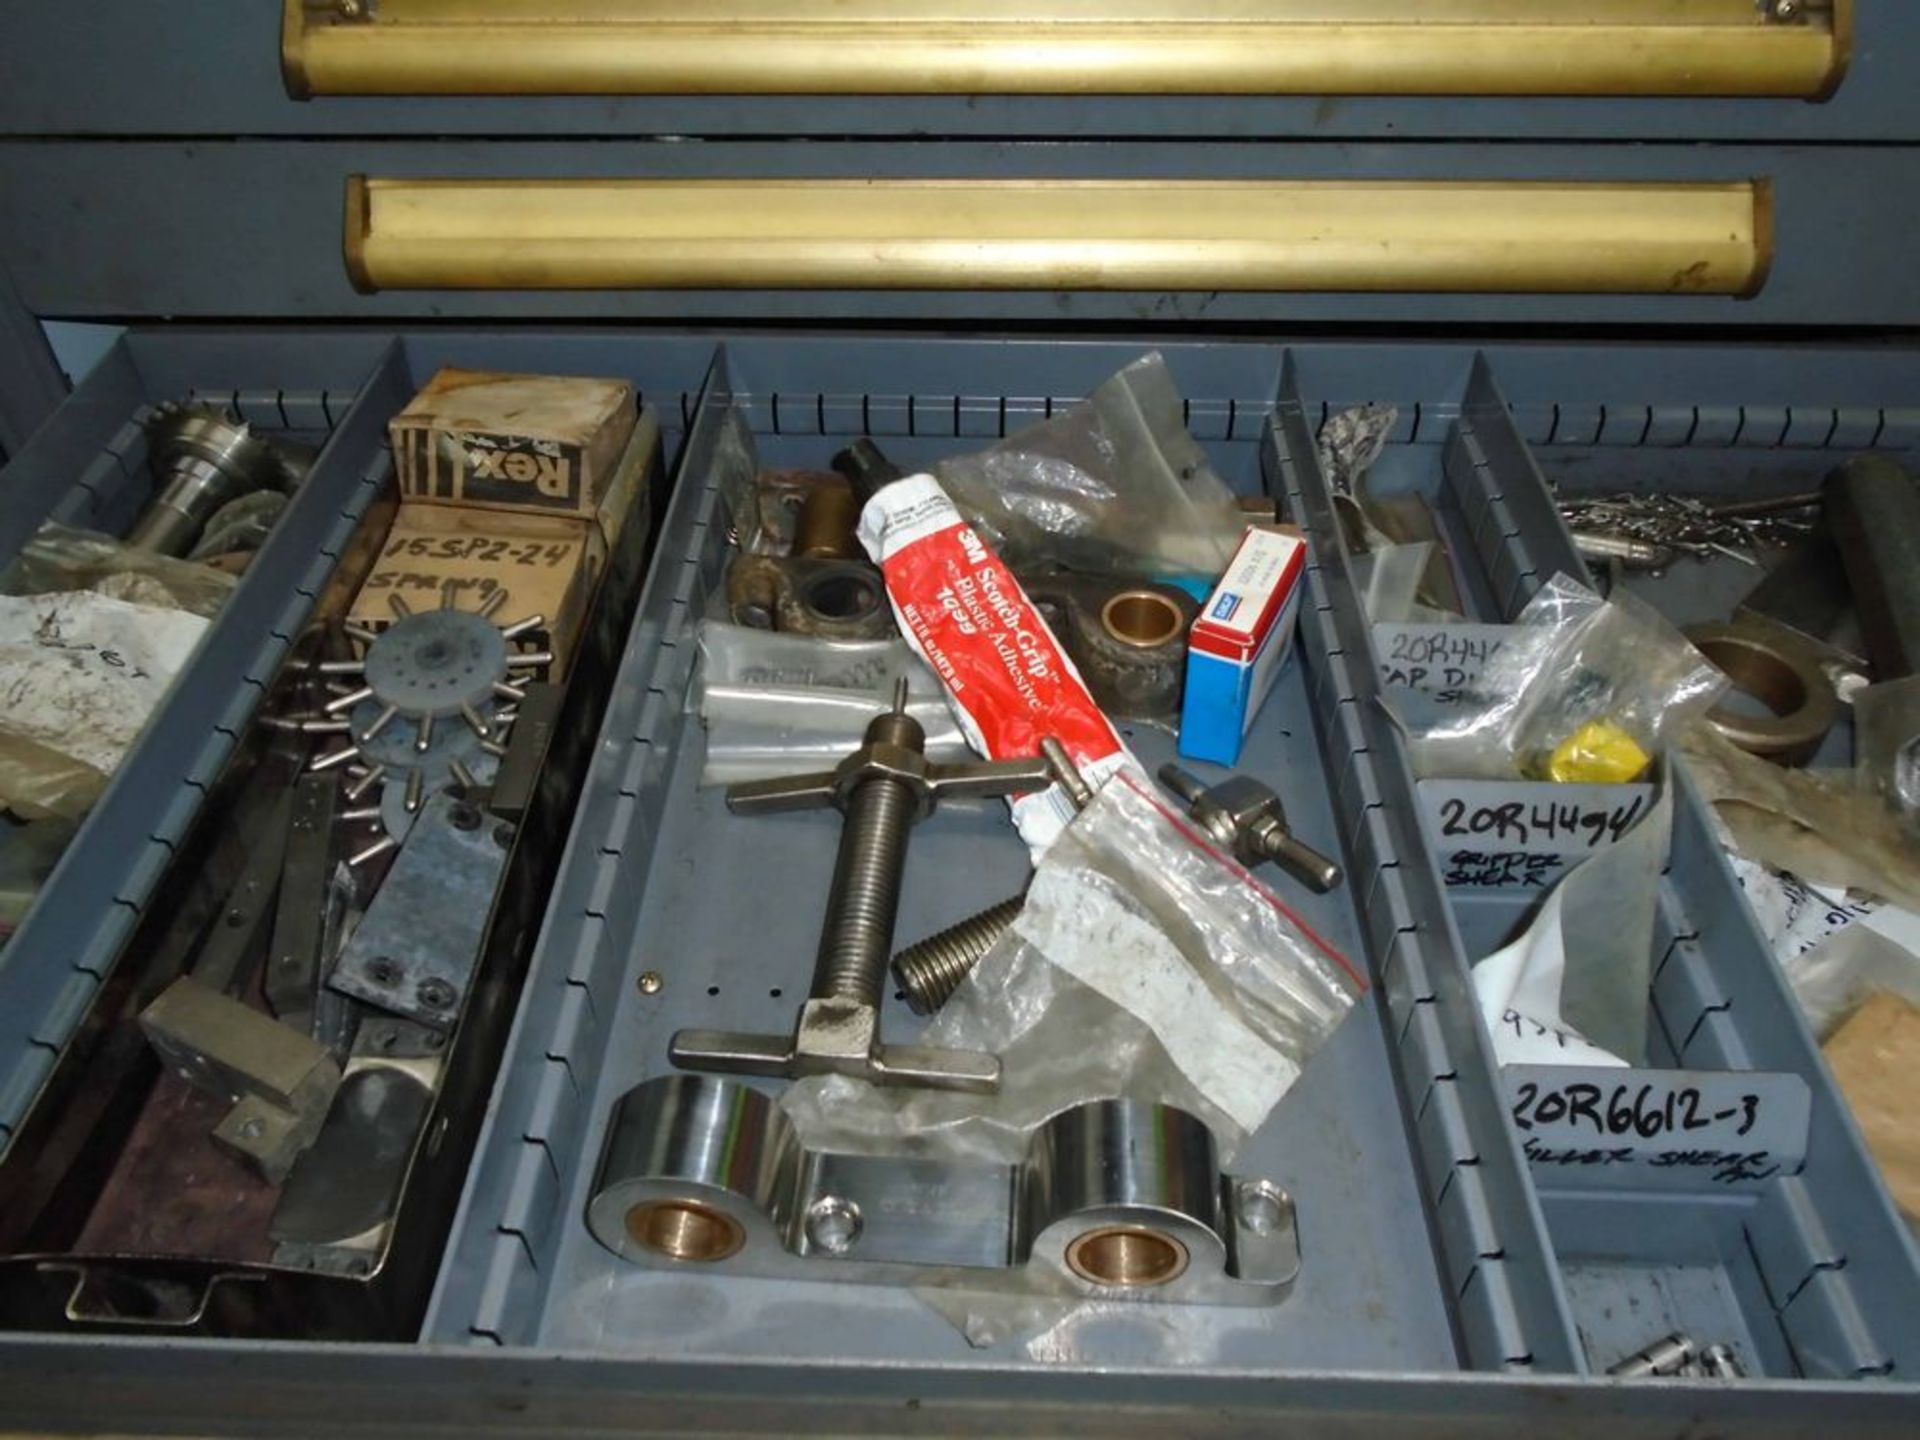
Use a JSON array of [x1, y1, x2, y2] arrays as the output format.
[[2, 5, 1919, 1435]]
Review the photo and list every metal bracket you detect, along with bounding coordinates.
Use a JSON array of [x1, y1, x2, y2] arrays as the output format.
[[266, 773, 338, 1030], [327, 792, 511, 1027], [138, 979, 343, 1185], [589, 1074, 1299, 1307]]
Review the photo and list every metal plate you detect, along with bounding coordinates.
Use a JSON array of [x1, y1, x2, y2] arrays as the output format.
[[328, 793, 511, 1026]]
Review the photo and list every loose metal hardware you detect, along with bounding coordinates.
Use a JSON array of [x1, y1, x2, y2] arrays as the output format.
[[1606, 1332, 1748, 1380], [310, 588, 542, 860], [130, 404, 310, 558], [1025, 571, 1198, 726], [890, 738, 1093, 1016], [265, 773, 339, 1031], [327, 792, 513, 1027], [727, 445, 901, 637], [1157, 763, 1342, 893], [727, 553, 894, 640], [139, 979, 344, 1185], [588, 1073, 1299, 1307], [1683, 619, 1839, 767], [670, 682, 1052, 1092]]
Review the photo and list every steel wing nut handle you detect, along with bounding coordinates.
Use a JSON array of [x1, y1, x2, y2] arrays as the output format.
[[669, 680, 1052, 1093]]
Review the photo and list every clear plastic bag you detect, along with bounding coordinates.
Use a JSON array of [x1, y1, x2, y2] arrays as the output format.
[[931, 353, 1245, 581], [3, 521, 236, 619], [1354, 541, 1438, 624], [0, 590, 211, 820], [1474, 776, 1674, 1066], [782, 769, 1365, 1164], [1400, 574, 1727, 782], [694, 622, 972, 784], [1317, 403, 1399, 497]]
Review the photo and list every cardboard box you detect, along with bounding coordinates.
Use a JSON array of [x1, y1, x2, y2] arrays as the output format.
[[593, 407, 659, 553], [1823, 990, 1920, 1226], [352, 506, 598, 680], [1178, 527, 1307, 767], [355, 407, 659, 680], [390, 368, 637, 523]]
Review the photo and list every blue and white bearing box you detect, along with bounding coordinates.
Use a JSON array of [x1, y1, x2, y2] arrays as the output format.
[[1179, 528, 1307, 766]]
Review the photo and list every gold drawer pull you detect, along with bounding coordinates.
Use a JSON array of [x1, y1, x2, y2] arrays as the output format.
[[288, 1, 1848, 100], [346, 177, 1772, 297]]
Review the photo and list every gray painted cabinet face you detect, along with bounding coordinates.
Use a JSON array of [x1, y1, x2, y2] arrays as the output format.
[[2, 1, 1918, 1427], [3, 3, 1915, 143], [0, 332, 1916, 1438], [2, 138, 1918, 328]]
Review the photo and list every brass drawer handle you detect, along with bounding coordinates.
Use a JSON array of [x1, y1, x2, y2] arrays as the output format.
[[345, 176, 1773, 297], [287, 1, 1849, 100]]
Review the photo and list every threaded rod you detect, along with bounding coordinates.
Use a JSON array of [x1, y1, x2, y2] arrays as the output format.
[[812, 776, 917, 1004], [892, 893, 1026, 1015]]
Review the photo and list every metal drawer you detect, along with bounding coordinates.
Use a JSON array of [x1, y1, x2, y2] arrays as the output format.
[[9, 2, 1914, 144], [6, 140, 1920, 328], [0, 329, 1917, 1438], [1280, 343, 1920, 1380]]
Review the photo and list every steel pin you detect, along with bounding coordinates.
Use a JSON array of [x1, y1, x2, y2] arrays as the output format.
[[324, 686, 376, 715], [499, 614, 546, 640], [359, 704, 400, 743], [348, 834, 398, 868], [345, 764, 387, 802]]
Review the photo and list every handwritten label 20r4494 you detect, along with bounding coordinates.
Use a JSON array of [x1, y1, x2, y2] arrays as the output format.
[[1502, 1066, 1809, 1191], [1418, 779, 1655, 889]]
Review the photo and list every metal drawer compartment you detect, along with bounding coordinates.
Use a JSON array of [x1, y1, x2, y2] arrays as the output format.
[[0, 332, 391, 1140], [1279, 343, 1920, 1382], [425, 337, 1493, 1371], [0, 332, 683, 1338]]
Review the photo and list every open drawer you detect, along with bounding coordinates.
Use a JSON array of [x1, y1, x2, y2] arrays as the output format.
[[0, 331, 1917, 1438]]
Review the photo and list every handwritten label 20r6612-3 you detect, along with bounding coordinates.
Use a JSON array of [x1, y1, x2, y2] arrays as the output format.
[[1512, 1076, 1757, 1141], [1500, 1066, 1810, 1192]]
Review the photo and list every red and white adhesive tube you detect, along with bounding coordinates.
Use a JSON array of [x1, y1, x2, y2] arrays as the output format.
[[858, 474, 1141, 855]]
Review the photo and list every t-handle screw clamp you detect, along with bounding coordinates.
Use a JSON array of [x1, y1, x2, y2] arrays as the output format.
[[671, 681, 1052, 1092]]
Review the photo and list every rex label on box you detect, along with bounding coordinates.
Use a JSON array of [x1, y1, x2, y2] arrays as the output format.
[[1179, 528, 1307, 767], [390, 368, 637, 523]]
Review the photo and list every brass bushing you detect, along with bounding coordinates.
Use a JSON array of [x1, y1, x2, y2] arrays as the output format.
[[1100, 589, 1188, 650], [1685, 621, 1839, 766], [1064, 1225, 1190, 1288]]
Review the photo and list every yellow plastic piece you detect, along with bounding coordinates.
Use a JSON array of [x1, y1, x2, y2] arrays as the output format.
[[1543, 721, 1651, 785]]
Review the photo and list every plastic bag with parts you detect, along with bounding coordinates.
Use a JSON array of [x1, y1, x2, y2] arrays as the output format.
[[1397, 574, 1727, 783], [931, 352, 1245, 582]]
